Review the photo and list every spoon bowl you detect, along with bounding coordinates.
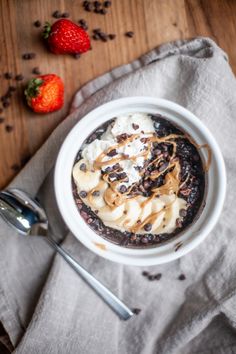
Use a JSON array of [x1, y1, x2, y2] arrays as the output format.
[[0, 188, 133, 321]]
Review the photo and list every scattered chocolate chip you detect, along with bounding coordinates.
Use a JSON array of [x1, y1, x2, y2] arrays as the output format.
[[141, 236, 148, 244], [32, 67, 41, 75], [74, 53, 81, 59], [84, 2, 93, 11], [92, 34, 100, 40], [92, 190, 100, 197], [100, 8, 107, 14], [62, 12, 70, 18], [148, 275, 155, 281], [179, 209, 187, 217], [78, 19, 88, 30], [4, 72, 12, 79], [34, 20, 41, 27], [79, 163, 87, 172], [132, 308, 141, 315], [79, 191, 87, 198], [93, 28, 101, 33], [99, 32, 108, 41], [5, 125, 13, 132], [154, 273, 162, 280], [178, 274, 186, 281], [107, 149, 117, 157], [15, 74, 24, 81], [0, 108, 3, 114], [109, 172, 117, 179], [9, 85, 16, 92], [0, 117, 4, 124], [142, 271, 149, 277], [11, 164, 20, 172], [83, 1, 90, 6], [132, 123, 139, 130], [22, 53, 36, 60], [94, 1, 101, 7], [119, 185, 127, 194], [52, 10, 62, 18], [104, 0, 112, 7], [104, 166, 112, 173], [108, 34, 116, 40], [3, 100, 10, 108], [118, 172, 127, 180], [125, 31, 134, 38], [144, 223, 152, 232]]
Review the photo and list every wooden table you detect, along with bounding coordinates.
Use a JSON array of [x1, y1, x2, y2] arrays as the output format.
[[0, 0, 235, 188]]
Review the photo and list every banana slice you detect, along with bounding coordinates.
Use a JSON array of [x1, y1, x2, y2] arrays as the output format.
[[98, 204, 125, 222], [155, 197, 187, 234], [87, 181, 108, 209], [117, 199, 142, 228], [136, 196, 153, 222], [73, 159, 101, 192]]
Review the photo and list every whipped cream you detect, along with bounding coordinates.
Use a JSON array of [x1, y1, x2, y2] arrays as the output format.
[[82, 113, 155, 187]]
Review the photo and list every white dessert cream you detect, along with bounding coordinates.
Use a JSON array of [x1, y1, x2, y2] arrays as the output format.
[[72, 113, 187, 235]]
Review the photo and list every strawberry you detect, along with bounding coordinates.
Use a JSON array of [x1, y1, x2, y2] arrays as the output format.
[[24, 74, 64, 113], [43, 19, 91, 54]]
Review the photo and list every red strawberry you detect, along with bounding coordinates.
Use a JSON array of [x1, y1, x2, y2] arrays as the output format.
[[43, 19, 90, 54], [24, 74, 64, 113]]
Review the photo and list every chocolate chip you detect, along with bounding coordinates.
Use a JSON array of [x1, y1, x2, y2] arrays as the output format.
[[154, 273, 162, 280], [74, 53, 81, 59], [99, 32, 108, 41], [34, 20, 41, 27], [104, 1, 112, 7], [5, 125, 13, 132], [15, 74, 24, 81], [32, 67, 41, 75], [141, 236, 148, 244], [9, 85, 16, 92], [83, 1, 90, 6], [52, 10, 62, 18], [0, 117, 4, 124], [92, 190, 100, 197], [104, 166, 112, 173], [132, 123, 139, 130], [176, 218, 182, 228], [158, 161, 169, 172], [92, 34, 100, 40], [125, 31, 134, 38], [3, 100, 10, 108], [0, 108, 3, 113], [119, 185, 127, 193], [4, 72, 12, 79], [94, 1, 101, 7], [144, 223, 152, 232], [132, 308, 141, 315], [179, 209, 187, 217], [107, 149, 117, 157], [93, 28, 101, 33], [142, 271, 149, 277], [178, 274, 186, 281], [22, 53, 36, 60], [148, 275, 155, 281], [85, 2, 93, 11], [79, 18, 87, 25], [100, 8, 107, 14], [79, 163, 87, 172], [79, 191, 87, 198], [61, 12, 70, 18], [108, 34, 116, 40]]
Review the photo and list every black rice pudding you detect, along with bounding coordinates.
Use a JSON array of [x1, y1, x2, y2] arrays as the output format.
[[72, 112, 208, 248]]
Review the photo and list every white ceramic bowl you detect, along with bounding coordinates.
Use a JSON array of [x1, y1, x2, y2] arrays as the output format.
[[54, 97, 226, 266]]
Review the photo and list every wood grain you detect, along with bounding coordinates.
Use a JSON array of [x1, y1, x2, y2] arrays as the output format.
[[0, 0, 236, 188]]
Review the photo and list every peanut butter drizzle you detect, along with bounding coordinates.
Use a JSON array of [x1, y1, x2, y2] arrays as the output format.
[[85, 130, 211, 232]]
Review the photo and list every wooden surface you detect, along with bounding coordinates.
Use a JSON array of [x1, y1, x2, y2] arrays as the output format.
[[0, 0, 236, 188]]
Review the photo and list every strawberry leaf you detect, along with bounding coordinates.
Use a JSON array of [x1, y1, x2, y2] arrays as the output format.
[[43, 22, 51, 39], [24, 78, 43, 99]]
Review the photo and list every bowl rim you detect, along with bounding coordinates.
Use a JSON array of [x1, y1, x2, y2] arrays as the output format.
[[54, 97, 226, 266]]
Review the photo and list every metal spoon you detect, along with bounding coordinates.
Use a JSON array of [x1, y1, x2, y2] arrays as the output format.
[[0, 188, 133, 320]]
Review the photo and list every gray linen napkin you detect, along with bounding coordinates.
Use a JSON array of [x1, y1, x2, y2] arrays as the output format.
[[0, 37, 236, 354]]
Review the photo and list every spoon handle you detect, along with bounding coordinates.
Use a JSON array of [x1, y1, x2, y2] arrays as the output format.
[[47, 236, 134, 321]]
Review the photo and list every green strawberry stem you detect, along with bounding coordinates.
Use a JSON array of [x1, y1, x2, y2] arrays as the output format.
[[24, 78, 43, 100], [43, 22, 51, 39]]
